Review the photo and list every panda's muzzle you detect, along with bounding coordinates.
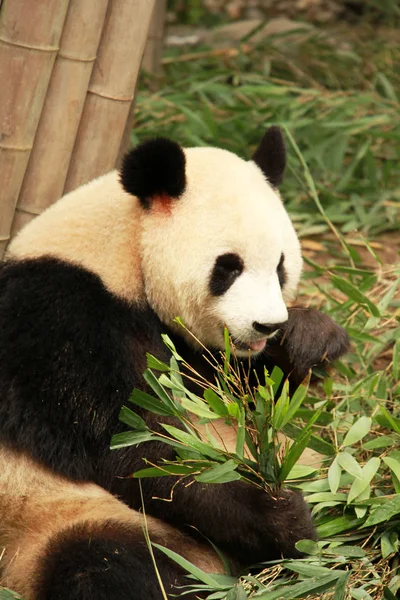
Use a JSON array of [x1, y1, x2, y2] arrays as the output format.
[[252, 321, 287, 336]]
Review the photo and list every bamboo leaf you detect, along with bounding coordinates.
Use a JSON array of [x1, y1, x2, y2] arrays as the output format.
[[347, 457, 380, 503], [342, 416, 372, 447], [195, 459, 241, 484], [119, 406, 148, 431], [336, 451, 362, 479], [110, 430, 155, 450], [152, 543, 234, 589], [363, 494, 400, 527], [328, 457, 342, 494], [162, 424, 223, 460], [331, 274, 380, 317], [129, 388, 176, 416]]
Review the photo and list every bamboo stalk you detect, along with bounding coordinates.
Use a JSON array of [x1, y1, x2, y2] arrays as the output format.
[[142, 0, 166, 78], [64, 0, 156, 194], [116, 0, 167, 168], [0, 0, 70, 257], [10, 0, 110, 237]]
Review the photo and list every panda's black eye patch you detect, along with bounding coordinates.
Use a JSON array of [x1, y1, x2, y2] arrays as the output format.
[[209, 253, 244, 296], [277, 253, 287, 287]]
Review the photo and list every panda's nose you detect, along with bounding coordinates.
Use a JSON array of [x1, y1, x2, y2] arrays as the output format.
[[253, 321, 287, 335]]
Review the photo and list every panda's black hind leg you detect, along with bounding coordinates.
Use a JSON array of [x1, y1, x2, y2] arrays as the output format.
[[35, 520, 189, 600]]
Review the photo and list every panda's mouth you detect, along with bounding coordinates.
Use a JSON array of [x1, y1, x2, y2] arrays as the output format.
[[232, 337, 268, 354], [232, 328, 281, 354]]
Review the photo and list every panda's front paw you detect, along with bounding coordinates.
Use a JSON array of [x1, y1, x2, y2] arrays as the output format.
[[245, 487, 316, 562], [282, 307, 350, 383], [215, 484, 316, 564]]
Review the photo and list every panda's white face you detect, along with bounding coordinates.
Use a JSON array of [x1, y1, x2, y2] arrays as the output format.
[[141, 147, 303, 356]]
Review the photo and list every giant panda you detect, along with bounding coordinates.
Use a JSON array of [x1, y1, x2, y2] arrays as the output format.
[[0, 127, 349, 600]]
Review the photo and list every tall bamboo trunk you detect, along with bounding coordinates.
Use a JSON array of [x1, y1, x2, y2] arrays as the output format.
[[10, 0, 110, 237], [0, 0, 70, 257], [64, 0, 156, 194], [116, 0, 166, 168]]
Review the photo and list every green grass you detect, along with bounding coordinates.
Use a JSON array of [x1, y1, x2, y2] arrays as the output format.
[[122, 18, 400, 600]]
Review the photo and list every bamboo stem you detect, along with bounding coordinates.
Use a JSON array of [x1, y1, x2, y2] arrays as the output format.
[[0, 0, 70, 257], [64, 0, 156, 194], [142, 0, 166, 78], [10, 0, 110, 237], [116, 0, 167, 168]]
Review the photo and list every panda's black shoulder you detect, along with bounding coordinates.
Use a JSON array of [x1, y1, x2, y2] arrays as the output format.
[[0, 257, 166, 481]]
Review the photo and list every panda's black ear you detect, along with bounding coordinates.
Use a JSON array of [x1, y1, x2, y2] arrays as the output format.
[[252, 126, 286, 187], [120, 138, 186, 208]]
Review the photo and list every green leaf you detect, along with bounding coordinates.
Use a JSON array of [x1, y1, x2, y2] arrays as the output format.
[[280, 382, 309, 428], [376, 406, 400, 434], [342, 416, 372, 447], [364, 494, 400, 527], [152, 543, 234, 589], [331, 274, 380, 317], [383, 456, 400, 483], [363, 436, 396, 450], [284, 423, 335, 456], [146, 353, 170, 372], [0, 590, 23, 600], [143, 369, 180, 414], [162, 424, 222, 460], [347, 457, 380, 503], [381, 531, 399, 559], [328, 457, 342, 494], [325, 545, 366, 557], [383, 588, 398, 600], [236, 408, 246, 459], [336, 451, 362, 479], [178, 397, 220, 420], [129, 388, 175, 416], [133, 464, 196, 478], [317, 515, 365, 537], [255, 572, 340, 600], [110, 430, 155, 450], [279, 409, 322, 482], [224, 326, 231, 373], [272, 380, 289, 429], [270, 365, 284, 394], [295, 539, 320, 555], [287, 464, 318, 479], [161, 333, 183, 360], [195, 459, 241, 484], [119, 406, 148, 431], [203, 389, 229, 417], [334, 572, 351, 600]]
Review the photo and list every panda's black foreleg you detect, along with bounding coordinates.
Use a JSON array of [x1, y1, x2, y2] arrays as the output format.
[[35, 520, 193, 600], [140, 476, 316, 566]]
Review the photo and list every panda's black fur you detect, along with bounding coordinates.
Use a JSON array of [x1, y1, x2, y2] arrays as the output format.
[[0, 130, 349, 599]]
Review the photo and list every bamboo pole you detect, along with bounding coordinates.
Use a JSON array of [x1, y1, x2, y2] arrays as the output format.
[[142, 0, 167, 78], [0, 0, 70, 257], [116, 0, 167, 168], [10, 0, 110, 237], [64, 0, 156, 194]]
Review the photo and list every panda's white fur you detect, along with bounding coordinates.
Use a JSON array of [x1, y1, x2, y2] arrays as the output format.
[[9, 145, 302, 356]]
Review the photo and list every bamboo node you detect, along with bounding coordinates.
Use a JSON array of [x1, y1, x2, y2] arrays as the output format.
[[58, 52, 97, 63], [0, 37, 60, 54], [87, 90, 134, 103], [0, 143, 33, 152], [13, 206, 42, 217]]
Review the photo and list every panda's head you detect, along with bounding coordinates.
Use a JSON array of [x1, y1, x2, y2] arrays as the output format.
[[121, 128, 303, 356]]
